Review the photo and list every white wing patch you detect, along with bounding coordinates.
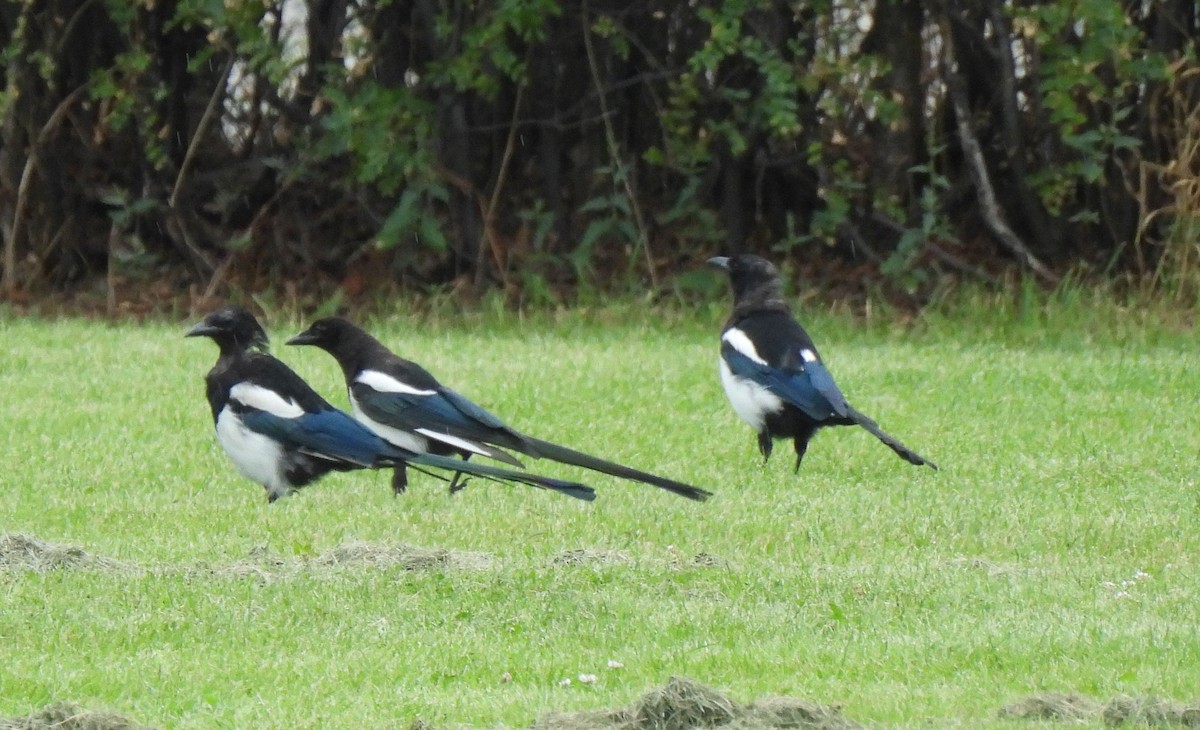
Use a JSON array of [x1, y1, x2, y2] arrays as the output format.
[[357, 369, 437, 396], [720, 328, 768, 365], [229, 383, 304, 419], [800, 348, 818, 363], [414, 428, 499, 458]]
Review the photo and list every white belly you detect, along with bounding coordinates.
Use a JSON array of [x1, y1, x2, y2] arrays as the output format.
[[719, 357, 783, 433], [215, 408, 290, 500]]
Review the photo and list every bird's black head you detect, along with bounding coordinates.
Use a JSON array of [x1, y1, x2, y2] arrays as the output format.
[[707, 254, 785, 308], [288, 317, 381, 378], [286, 317, 366, 355], [185, 306, 270, 355]]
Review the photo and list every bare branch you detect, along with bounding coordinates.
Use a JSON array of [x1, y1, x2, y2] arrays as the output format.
[[581, 0, 658, 288], [474, 82, 526, 288], [170, 55, 236, 208], [936, 12, 1058, 283], [5, 83, 90, 297]]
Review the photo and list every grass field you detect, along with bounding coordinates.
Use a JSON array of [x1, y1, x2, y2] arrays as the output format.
[[1, 299, 1197, 728]]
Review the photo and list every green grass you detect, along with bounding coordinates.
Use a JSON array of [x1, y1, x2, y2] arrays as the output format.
[[1, 302, 1198, 728]]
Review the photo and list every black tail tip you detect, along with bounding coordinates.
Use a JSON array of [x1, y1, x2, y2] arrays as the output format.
[[558, 485, 597, 502], [907, 454, 938, 471]]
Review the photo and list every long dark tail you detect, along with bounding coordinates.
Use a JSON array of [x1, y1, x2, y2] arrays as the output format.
[[845, 405, 938, 470], [523, 437, 712, 502], [409, 453, 596, 501]]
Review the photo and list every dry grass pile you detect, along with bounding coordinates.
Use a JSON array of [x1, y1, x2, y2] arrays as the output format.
[[212, 541, 495, 579], [998, 693, 1102, 721], [0, 701, 153, 730], [0, 534, 124, 572], [552, 549, 633, 567], [1000, 693, 1200, 726], [533, 676, 863, 730], [1102, 696, 1200, 727], [315, 541, 493, 570]]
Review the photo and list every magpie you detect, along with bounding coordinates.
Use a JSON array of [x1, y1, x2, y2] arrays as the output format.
[[286, 317, 712, 501], [708, 255, 937, 472], [185, 306, 595, 502]]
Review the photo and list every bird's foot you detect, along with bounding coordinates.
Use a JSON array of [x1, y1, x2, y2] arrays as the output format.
[[757, 432, 774, 462], [391, 471, 408, 496]]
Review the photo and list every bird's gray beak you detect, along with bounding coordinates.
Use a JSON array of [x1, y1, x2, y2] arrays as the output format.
[[185, 321, 217, 338], [707, 256, 731, 271], [285, 330, 315, 346]]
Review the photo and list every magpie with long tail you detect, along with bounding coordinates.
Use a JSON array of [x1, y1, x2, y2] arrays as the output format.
[[708, 255, 937, 472], [286, 317, 712, 501], [185, 307, 595, 502]]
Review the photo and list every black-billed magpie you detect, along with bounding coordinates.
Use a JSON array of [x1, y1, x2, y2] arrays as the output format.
[[708, 255, 937, 471], [186, 307, 595, 502], [286, 317, 712, 501]]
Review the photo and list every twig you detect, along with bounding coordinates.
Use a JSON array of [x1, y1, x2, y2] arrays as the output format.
[[171, 55, 235, 208], [202, 161, 308, 299], [5, 82, 90, 297], [106, 222, 120, 317], [839, 216, 883, 264], [163, 54, 235, 280], [56, 0, 102, 63], [936, 12, 1058, 283], [474, 82, 526, 288], [869, 208, 1002, 286], [927, 241, 1003, 287], [581, 0, 658, 288]]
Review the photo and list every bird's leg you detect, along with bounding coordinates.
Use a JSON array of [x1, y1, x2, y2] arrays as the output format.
[[757, 432, 774, 463], [792, 437, 810, 473], [447, 454, 472, 494], [391, 465, 408, 496]]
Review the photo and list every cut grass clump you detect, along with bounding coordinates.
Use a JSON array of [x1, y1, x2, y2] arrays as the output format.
[[998, 693, 1101, 721], [213, 541, 496, 578], [533, 677, 863, 730], [1103, 696, 1200, 727], [730, 697, 862, 730], [632, 676, 738, 730], [0, 701, 154, 730], [552, 549, 633, 567], [0, 534, 123, 572], [316, 541, 480, 570], [998, 693, 1200, 726]]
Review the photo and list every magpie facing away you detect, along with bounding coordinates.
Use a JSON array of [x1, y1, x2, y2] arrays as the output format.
[[286, 317, 712, 501], [185, 307, 595, 502], [708, 255, 937, 472]]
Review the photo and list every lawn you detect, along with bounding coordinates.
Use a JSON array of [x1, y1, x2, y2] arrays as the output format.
[[0, 300, 1197, 729]]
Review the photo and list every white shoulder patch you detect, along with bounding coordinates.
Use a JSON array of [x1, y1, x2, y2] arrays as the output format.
[[229, 383, 304, 419], [357, 369, 437, 396], [800, 348, 818, 363], [720, 328, 768, 365]]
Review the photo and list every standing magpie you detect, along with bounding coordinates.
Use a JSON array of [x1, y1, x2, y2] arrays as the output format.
[[186, 307, 595, 502], [708, 255, 937, 472], [286, 317, 712, 501]]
